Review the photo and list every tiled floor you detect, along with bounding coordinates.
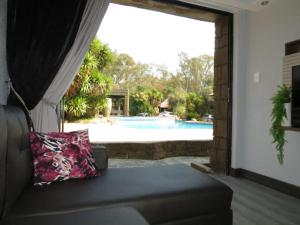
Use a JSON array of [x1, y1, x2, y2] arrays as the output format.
[[219, 175, 300, 225], [108, 157, 300, 225]]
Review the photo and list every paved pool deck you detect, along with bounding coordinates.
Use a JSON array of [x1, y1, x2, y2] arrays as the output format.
[[64, 119, 213, 143], [109, 156, 209, 168]]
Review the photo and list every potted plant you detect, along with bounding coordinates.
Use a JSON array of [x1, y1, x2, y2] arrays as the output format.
[[270, 85, 292, 165]]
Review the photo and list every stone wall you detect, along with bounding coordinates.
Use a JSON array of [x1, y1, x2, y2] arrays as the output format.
[[210, 15, 231, 173], [92, 140, 211, 160], [282, 52, 300, 86]]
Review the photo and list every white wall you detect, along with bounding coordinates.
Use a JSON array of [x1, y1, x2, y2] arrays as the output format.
[[232, 0, 300, 186], [231, 10, 248, 169], [0, 0, 9, 105]]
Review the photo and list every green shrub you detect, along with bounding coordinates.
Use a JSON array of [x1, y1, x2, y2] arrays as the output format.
[[64, 96, 88, 119], [129, 86, 162, 116], [64, 38, 113, 120]]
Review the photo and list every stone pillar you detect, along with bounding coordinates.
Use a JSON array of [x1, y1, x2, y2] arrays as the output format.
[[124, 90, 129, 116], [211, 15, 231, 173]]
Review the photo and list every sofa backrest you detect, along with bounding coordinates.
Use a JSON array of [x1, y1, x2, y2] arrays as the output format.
[[0, 106, 7, 218], [0, 105, 33, 217]]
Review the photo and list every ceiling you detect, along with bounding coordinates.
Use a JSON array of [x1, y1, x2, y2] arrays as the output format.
[[179, 0, 278, 12]]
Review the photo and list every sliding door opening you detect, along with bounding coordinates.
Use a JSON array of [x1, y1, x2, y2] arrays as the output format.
[[63, 0, 233, 174]]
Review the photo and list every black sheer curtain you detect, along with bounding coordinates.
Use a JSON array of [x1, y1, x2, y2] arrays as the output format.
[[6, 0, 87, 110]]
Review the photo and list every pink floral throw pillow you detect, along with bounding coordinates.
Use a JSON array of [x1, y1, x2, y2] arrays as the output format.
[[29, 129, 98, 186]]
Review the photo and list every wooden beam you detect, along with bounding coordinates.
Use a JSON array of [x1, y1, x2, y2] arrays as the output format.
[[112, 0, 223, 22]]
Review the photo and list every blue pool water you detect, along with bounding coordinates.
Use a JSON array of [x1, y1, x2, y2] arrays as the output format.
[[113, 117, 213, 129]]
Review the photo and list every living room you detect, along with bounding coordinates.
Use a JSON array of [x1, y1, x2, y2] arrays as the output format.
[[0, 0, 300, 225]]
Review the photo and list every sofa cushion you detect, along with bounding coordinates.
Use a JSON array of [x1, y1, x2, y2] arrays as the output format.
[[1, 207, 149, 225], [29, 130, 98, 186], [10, 165, 233, 224]]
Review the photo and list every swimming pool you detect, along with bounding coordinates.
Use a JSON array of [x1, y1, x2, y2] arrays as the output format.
[[113, 117, 213, 130], [65, 116, 213, 142]]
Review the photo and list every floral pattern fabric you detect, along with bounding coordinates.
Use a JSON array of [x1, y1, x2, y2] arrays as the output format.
[[30, 130, 98, 186]]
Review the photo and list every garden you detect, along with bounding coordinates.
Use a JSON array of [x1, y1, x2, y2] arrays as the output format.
[[64, 38, 214, 122]]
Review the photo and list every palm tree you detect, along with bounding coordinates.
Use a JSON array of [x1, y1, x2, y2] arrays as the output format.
[[64, 38, 113, 120]]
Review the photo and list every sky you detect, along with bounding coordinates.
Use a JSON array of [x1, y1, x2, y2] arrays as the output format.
[[97, 3, 215, 73]]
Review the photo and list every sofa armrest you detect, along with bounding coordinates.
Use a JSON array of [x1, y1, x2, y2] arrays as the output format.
[[92, 145, 108, 171]]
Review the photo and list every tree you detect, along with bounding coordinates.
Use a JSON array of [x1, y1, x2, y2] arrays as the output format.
[[168, 88, 187, 118], [104, 53, 165, 91], [177, 52, 214, 97], [64, 38, 113, 120], [177, 52, 191, 92], [104, 53, 135, 86], [186, 92, 206, 120], [97, 47, 214, 120], [89, 39, 113, 70], [130, 86, 163, 116]]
